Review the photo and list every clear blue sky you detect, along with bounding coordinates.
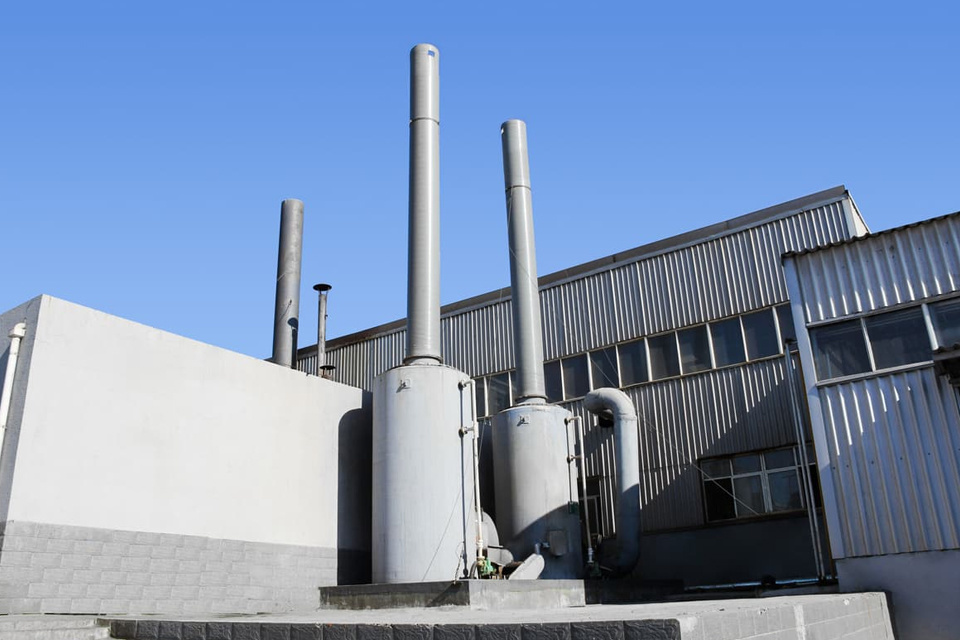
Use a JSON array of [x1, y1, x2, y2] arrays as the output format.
[[2, 2, 957, 359]]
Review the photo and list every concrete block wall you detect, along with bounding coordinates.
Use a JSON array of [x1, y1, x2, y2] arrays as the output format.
[[0, 521, 336, 615]]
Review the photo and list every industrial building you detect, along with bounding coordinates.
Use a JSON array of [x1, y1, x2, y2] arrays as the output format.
[[0, 41, 955, 640]]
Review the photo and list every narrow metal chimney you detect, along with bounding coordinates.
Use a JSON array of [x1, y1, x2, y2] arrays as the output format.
[[404, 43, 441, 365], [271, 198, 304, 367], [501, 119, 546, 404], [313, 283, 332, 377]]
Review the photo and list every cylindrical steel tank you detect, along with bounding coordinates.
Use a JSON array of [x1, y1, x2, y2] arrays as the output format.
[[492, 403, 583, 578], [372, 363, 476, 583]]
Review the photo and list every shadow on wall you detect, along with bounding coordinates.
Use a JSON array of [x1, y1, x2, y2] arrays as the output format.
[[336, 398, 373, 585]]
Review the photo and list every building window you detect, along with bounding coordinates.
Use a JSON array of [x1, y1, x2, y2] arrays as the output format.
[[648, 332, 680, 380], [488, 371, 512, 415], [562, 354, 590, 399], [865, 307, 931, 369], [618, 339, 648, 385], [930, 298, 960, 348], [678, 325, 712, 374], [776, 304, 797, 344], [590, 347, 619, 389], [710, 317, 746, 367], [742, 309, 780, 360], [474, 377, 487, 418], [700, 446, 807, 522], [544, 360, 563, 403], [812, 319, 871, 380]]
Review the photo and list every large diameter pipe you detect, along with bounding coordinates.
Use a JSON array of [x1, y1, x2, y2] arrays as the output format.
[[271, 198, 304, 368], [0, 323, 27, 435], [404, 43, 442, 365], [501, 119, 546, 403], [583, 388, 641, 576]]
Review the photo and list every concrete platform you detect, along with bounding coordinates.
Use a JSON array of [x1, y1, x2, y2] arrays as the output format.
[[97, 591, 895, 640], [320, 580, 586, 610]]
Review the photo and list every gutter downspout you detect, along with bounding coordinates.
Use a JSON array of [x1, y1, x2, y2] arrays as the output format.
[[583, 387, 641, 576], [0, 323, 27, 461]]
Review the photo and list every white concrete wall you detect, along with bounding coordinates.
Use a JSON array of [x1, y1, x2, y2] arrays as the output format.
[[2, 295, 369, 549]]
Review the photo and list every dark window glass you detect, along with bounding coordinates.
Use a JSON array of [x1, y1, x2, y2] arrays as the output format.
[[732, 454, 761, 474], [488, 372, 511, 414], [701, 458, 730, 479], [648, 333, 680, 380], [474, 378, 487, 417], [543, 360, 563, 403], [618, 339, 648, 385], [812, 320, 871, 380], [931, 298, 960, 348], [562, 355, 590, 399], [678, 325, 711, 374], [704, 478, 736, 521], [590, 347, 619, 389], [733, 476, 764, 516], [768, 470, 803, 511], [866, 308, 931, 369], [764, 448, 795, 470], [777, 304, 797, 345], [711, 318, 746, 367], [742, 309, 780, 360]]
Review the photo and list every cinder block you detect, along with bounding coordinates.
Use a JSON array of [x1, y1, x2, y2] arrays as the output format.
[[31, 552, 61, 568], [74, 569, 103, 584], [116, 584, 144, 599], [75, 540, 105, 554], [42, 567, 74, 583], [135, 532, 163, 546], [521, 625, 570, 640], [39, 597, 71, 612], [100, 599, 131, 614], [207, 622, 233, 640], [126, 571, 153, 586], [111, 619, 138, 638], [6, 521, 40, 537], [86, 583, 118, 599], [70, 598, 101, 613], [60, 553, 93, 569], [142, 585, 172, 599], [129, 545, 154, 558], [0, 565, 44, 583], [623, 620, 680, 640], [477, 625, 520, 640], [57, 583, 88, 598], [200, 572, 228, 586], [181, 621, 206, 640], [396, 625, 435, 640], [111, 530, 140, 543], [151, 545, 177, 561], [291, 625, 323, 640], [130, 598, 159, 614], [227, 572, 251, 586], [103, 542, 131, 556], [198, 586, 227, 600], [358, 625, 393, 640], [262, 624, 292, 640], [2, 551, 33, 567], [9, 597, 42, 614], [27, 582, 60, 598], [2, 535, 46, 552], [175, 573, 201, 586], [180, 560, 203, 573], [120, 556, 151, 572], [571, 622, 623, 640], [182, 535, 206, 549], [91, 555, 122, 570], [45, 538, 76, 553], [101, 570, 126, 583], [137, 620, 162, 640], [434, 625, 475, 640], [151, 558, 181, 573], [151, 572, 178, 586], [159, 620, 184, 640], [0, 582, 29, 598]]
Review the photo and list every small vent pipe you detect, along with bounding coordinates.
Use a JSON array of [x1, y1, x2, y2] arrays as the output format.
[[583, 388, 641, 576], [501, 120, 546, 403], [313, 283, 333, 377], [271, 198, 304, 368], [404, 44, 442, 365]]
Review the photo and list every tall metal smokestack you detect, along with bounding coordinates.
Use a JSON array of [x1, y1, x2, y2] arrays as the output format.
[[313, 283, 332, 377], [271, 198, 304, 368], [501, 120, 546, 403], [404, 43, 441, 365]]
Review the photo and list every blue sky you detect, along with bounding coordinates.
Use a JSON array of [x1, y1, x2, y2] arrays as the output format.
[[1, 2, 957, 358]]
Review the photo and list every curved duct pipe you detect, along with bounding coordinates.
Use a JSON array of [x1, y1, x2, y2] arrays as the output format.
[[583, 387, 641, 576], [0, 323, 27, 463]]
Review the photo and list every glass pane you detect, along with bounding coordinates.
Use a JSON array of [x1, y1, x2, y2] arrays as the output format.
[[812, 320, 871, 380], [590, 347, 619, 389], [704, 478, 736, 521], [701, 459, 730, 479], [743, 309, 780, 360], [711, 317, 746, 367], [648, 333, 680, 380], [474, 378, 487, 417], [732, 454, 761, 474], [562, 355, 590, 399], [678, 325, 712, 374], [619, 339, 648, 385], [488, 373, 511, 414], [777, 304, 797, 344], [768, 470, 803, 511], [544, 360, 563, 403], [866, 308, 931, 369], [931, 298, 960, 348], [763, 448, 796, 470], [733, 475, 765, 517]]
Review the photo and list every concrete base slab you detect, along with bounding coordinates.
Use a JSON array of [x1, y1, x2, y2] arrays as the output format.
[[320, 580, 586, 610], [99, 591, 895, 640]]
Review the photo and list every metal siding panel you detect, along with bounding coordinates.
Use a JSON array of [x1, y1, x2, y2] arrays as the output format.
[[796, 216, 960, 323], [817, 368, 960, 557]]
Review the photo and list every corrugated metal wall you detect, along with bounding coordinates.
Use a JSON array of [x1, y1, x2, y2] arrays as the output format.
[[816, 368, 960, 556], [794, 214, 960, 324], [789, 212, 960, 558], [306, 196, 855, 532]]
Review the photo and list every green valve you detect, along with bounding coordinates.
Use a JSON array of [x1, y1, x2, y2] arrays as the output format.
[[568, 501, 579, 515]]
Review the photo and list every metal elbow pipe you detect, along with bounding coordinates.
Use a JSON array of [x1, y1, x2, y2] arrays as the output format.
[[583, 388, 641, 576]]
